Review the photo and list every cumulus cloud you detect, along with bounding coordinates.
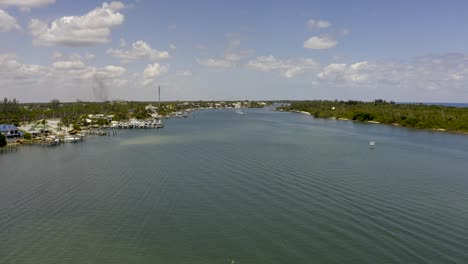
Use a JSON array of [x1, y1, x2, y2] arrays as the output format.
[[0, 0, 55, 9], [52, 60, 87, 70], [247, 53, 468, 100], [51, 52, 96, 62], [316, 54, 468, 99], [97, 65, 126, 78], [143, 63, 168, 86], [317, 62, 370, 82], [29, 1, 125, 46], [0, 53, 129, 101], [307, 19, 331, 29], [304, 35, 337, 50], [247, 55, 320, 78], [107, 40, 170, 61], [0, 9, 20, 32], [0, 53, 46, 81]]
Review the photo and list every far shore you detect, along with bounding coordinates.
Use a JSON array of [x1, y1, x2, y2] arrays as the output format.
[[291, 110, 468, 135]]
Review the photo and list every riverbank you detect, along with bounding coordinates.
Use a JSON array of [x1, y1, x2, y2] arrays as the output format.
[[281, 100, 468, 134]]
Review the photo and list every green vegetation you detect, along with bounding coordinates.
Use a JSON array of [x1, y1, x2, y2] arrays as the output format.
[[0, 98, 21, 125], [278, 100, 468, 133], [0, 133, 6, 147], [23, 133, 32, 140], [0, 97, 270, 127]]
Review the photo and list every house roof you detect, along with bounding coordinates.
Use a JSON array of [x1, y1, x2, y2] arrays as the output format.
[[0, 124, 17, 131], [31, 123, 54, 131]]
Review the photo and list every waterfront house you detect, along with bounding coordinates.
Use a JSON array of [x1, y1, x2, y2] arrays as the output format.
[[0, 124, 23, 139]]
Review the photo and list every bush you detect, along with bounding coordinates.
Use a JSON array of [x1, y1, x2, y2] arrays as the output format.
[[24, 132, 32, 140], [352, 112, 375, 121], [0, 133, 6, 147]]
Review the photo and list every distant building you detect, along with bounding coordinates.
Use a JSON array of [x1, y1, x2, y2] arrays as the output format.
[[0, 124, 23, 139]]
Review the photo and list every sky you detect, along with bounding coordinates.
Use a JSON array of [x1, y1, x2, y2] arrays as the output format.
[[0, 0, 467, 103]]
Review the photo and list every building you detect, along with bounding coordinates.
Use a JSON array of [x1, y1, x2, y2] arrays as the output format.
[[0, 124, 23, 139]]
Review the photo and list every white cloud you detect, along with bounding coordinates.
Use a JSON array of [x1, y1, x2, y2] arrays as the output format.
[[307, 19, 331, 29], [304, 35, 337, 50], [317, 54, 468, 97], [51, 52, 95, 61], [0, 9, 20, 32], [143, 63, 168, 86], [0, 53, 126, 88], [169, 43, 176, 50], [196, 58, 233, 68], [29, 1, 125, 46], [0, 0, 55, 9], [0, 53, 46, 79], [317, 62, 370, 82], [97, 65, 126, 78], [247, 55, 320, 78], [107, 40, 170, 61], [52, 60, 86, 70]]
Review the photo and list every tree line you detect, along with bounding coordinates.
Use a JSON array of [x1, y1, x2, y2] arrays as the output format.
[[278, 100, 468, 132]]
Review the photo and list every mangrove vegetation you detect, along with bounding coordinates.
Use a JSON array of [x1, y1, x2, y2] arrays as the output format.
[[278, 100, 468, 133]]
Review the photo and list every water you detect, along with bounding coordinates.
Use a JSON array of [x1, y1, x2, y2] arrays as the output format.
[[1, 109, 468, 264]]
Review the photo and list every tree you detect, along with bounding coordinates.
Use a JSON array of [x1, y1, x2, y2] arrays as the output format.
[[50, 99, 60, 110], [0, 133, 6, 147]]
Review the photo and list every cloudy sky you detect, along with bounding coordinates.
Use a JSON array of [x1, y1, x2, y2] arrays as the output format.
[[0, 0, 467, 102]]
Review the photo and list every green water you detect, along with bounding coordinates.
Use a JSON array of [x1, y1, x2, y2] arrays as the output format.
[[1, 108, 468, 263]]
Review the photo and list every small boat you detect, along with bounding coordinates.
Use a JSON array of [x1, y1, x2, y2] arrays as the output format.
[[156, 120, 164, 128], [63, 135, 79, 143], [46, 136, 60, 146]]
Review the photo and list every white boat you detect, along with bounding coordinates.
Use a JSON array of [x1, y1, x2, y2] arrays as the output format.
[[63, 135, 79, 143], [46, 136, 60, 146], [156, 120, 164, 128]]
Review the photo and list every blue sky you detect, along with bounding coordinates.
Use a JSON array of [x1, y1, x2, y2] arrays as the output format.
[[0, 0, 467, 102]]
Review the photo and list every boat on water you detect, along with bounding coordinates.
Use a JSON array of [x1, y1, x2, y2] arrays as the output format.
[[115, 119, 164, 129], [46, 136, 60, 146], [63, 135, 80, 143], [155, 120, 164, 128]]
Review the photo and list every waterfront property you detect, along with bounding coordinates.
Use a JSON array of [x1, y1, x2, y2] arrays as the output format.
[[0, 124, 23, 139]]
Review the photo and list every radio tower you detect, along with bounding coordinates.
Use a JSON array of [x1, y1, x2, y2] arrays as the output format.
[[158, 85, 161, 109]]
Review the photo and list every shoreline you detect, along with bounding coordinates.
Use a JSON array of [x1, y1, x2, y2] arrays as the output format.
[[290, 110, 468, 135]]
